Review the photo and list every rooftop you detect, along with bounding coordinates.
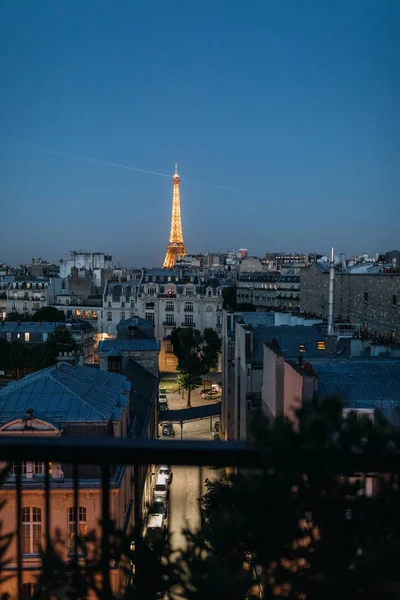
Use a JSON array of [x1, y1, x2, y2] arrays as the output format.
[[0, 362, 130, 423], [98, 338, 160, 355]]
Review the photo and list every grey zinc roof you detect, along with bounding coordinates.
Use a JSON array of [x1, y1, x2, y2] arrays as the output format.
[[312, 360, 400, 426], [0, 322, 59, 333], [98, 339, 160, 355], [0, 362, 130, 423], [253, 325, 327, 364]]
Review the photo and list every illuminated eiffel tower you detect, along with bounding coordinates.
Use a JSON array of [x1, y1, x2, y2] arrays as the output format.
[[162, 163, 186, 269]]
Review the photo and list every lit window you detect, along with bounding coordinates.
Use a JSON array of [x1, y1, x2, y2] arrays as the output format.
[[83, 310, 89, 319], [299, 344, 307, 353], [75, 310, 81, 317], [68, 506, 87, 555], [317, 341, 326, 351], [21, 507, 42, 554], [92, 311, 97, 319], [24, 332, 30, 342], [42, 333, 48, 342]]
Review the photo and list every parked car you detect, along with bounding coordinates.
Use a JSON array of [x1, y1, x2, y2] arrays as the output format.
[[159, 465, 172, 484], [162, 423, 175, 437], [202, 391, 221, 400], [159, 398, 168, 411], [149, 497, 168, 520], [159, 388, 167, 395], [153, 474, 169, 500]]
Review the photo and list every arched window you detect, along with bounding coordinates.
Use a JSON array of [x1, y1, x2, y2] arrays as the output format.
[[21, 507, 42, 554], [68, 506, 87, 554]]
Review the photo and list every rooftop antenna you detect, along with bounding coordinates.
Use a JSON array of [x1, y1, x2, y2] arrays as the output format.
[[327, 247, 335, 336]]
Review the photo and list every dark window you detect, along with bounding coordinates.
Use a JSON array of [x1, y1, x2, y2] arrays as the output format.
[[108, 356, 122, 373], [393, 295, 397, 306], [364, 291, 368, 302], [165, 341, 173, 353], [107, 311, 112, 321]]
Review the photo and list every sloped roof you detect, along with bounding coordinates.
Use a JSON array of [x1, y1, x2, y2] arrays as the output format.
[[312, 360, 400, 426], [0, 322, 59, 333], [0, 362, 130, 423], [98, 339, 160, 355], [254, 325, 328, 363]]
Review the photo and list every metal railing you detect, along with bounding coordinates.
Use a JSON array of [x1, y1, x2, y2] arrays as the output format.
[[1, 436, 399, 599], [0, 437, 257, 600]]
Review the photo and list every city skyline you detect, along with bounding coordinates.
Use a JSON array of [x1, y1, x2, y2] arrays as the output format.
[[1, 1, 398, 265]]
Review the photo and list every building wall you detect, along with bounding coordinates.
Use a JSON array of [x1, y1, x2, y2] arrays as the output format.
[[99, 349, 159, 377], [60, 252, 114, 279], [0, 478, 131, 599], [300, 264, 400, 336], [262, 345, 284, 419], [283, 361, 305, 422], [158, 340, 178, 373]]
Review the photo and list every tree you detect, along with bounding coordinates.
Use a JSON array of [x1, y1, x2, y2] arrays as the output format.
[[0, 339, 10, 371], [5, 311, 32, 321], [9, 340, 31, 379], [32, 307, 66, 322], [171, 327, 221, 408], [198, 397, 400, 599], [222, 285, 237, 310], [44, 329, 77, 367]]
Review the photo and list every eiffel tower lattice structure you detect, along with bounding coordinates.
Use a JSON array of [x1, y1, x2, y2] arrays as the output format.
[[163, 163, 186, 269]]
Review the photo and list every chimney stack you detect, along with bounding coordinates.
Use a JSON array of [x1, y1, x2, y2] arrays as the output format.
[[327, 247, 335, 336]]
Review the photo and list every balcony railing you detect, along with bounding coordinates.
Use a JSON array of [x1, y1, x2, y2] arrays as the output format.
[[183, 307, 194, 312], [162, 321, 176, 326], [1, 434, 399, 599], [181, 321, 195, 327], [0, 436, 255, 600]]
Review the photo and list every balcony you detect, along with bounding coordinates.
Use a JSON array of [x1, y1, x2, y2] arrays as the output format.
[[162, 321, 176, 327], [184, 306, 194, 312], [2, 409, 400, 600], [1, 430, 399, 599], [181, 321, 195, 327]]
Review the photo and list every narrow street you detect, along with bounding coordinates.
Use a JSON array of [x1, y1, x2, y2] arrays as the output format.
[[158, 385, 221, 551]]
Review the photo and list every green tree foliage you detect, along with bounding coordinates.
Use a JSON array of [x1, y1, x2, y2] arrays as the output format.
[[171, 327, 221, 407], [31, 306, 66, 322]]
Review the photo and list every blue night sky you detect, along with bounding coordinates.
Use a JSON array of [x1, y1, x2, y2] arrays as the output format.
[[0, 0, 398, 266]]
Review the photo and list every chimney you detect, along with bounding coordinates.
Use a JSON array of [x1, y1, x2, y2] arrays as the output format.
[[327, 247, 335, 336]]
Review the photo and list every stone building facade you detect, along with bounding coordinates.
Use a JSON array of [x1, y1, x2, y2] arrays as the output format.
[[300, 263, 400, 338], [237, 271, 300, 311], [137, 269, 223, 374]]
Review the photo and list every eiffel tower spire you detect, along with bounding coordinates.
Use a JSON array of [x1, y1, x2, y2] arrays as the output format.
[[163, 163, 186, 268]]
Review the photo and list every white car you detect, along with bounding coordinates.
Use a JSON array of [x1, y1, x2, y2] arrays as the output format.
[[159, 465, 172, 485], [153, 474, 169, 500]]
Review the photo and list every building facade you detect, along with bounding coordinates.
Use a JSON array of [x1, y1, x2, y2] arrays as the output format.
[[59, 251, 114, 280], [136, 269, 223, 374], [5, 278, 63, 315], [237, 271, 300, 311], [0, 363, 134, 598], [300, 263, 400, 338]]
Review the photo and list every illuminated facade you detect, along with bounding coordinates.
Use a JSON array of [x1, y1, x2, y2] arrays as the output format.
[[163, 164, 186, 269]]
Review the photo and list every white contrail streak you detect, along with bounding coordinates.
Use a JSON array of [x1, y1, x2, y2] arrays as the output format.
[[46, 149, 171, 178], [39, 147, 239, 192]]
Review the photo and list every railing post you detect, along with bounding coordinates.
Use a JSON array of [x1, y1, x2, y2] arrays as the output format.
[[15, 461, 22, 600], [101, 464, 112, 598]]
